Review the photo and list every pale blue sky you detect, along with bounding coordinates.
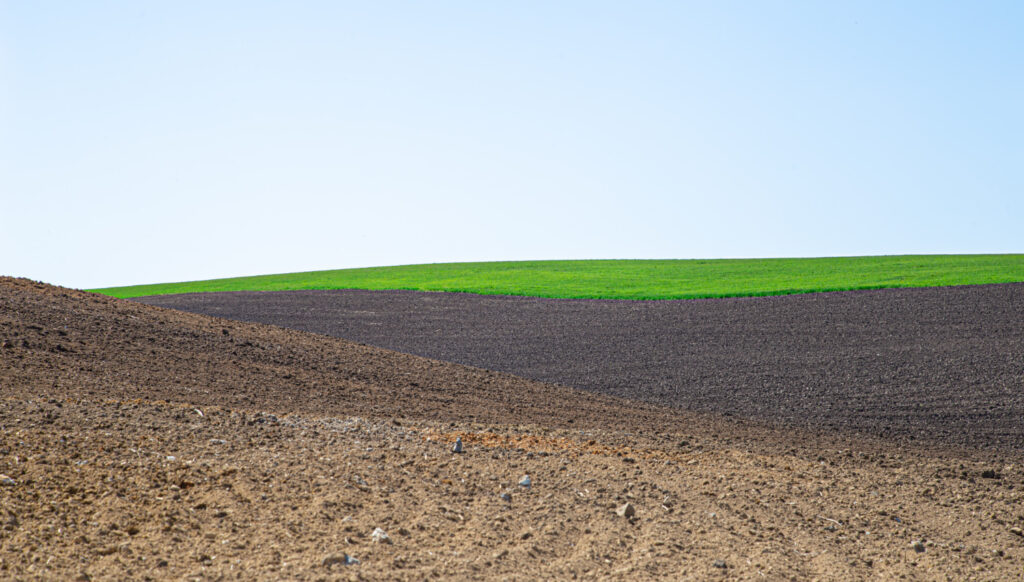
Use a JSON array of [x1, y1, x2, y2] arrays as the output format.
[[2, 1, 1021, 289]]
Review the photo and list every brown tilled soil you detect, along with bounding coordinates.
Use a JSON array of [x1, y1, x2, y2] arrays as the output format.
[[2, 277, 1024, 580], [135, 285, 1024, 451]]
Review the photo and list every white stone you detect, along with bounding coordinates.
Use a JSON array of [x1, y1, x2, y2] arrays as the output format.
[[371, 527, 391, 544], [616, 503, 636, 518]]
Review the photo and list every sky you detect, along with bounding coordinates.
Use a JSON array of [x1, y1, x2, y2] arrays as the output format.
[[1, 1, 1021, 289]]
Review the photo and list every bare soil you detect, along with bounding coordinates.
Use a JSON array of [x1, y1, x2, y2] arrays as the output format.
[[2, 277, 1024, 580], [136, 284, 1024, 451]]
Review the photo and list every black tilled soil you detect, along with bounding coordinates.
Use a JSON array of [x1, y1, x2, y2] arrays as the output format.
[[135, 284, 1024, 451]]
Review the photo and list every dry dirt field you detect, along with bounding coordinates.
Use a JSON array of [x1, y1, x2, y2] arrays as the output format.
[[2, 277, 1024, 580]]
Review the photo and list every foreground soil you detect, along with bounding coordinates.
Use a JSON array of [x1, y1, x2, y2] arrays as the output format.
[[4, 397, 1024, 581], [135, 284, 1024, 451], [2, 277, 1024, 580]]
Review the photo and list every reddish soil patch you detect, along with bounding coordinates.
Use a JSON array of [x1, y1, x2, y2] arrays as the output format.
[[135, 284, 1024, 451]]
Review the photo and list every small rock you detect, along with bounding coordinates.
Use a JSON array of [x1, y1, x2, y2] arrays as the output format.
[[371, 527, 391, 544], [713, 559, 727, 569], [1010, 527, 1023, 537], [194, 408, 204, 417], [518, 475, 531, 488], [500, 492, 512, 502], [156, 559, 168, 568], [322, 554, 359, 567], [981, 469, 1001, 479], [911, 540, 926, 553], [452, 437, 464, 454], [616, 503, 636, 518], [0, 474, 15, 486], [209, 439, 227, 445]]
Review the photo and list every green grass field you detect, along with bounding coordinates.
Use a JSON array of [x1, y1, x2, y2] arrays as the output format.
[[91, 254, 1024, 300]]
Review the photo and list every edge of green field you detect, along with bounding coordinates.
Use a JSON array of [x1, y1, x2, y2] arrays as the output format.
[[91, 255, 1024, 300]]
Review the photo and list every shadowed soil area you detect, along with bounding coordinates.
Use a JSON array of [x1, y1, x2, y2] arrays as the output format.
[[3, 277, 1024, 580], [135, 284, 1024, 451]]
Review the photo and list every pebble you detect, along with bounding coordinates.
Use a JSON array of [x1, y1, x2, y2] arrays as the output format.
[[452, 437, 464, 454], [1010, 527, 1023, 537], [371, 527, 391, 544], [209, 439, 227, 445], [911, 540, 926, 553], [713, 560, 727, 569], [0, 474, 15, 486], [518, 475, 531, 488], [500, 493, 512, 502], [616, 503, 636, 518], [322, 554, 359, 567]]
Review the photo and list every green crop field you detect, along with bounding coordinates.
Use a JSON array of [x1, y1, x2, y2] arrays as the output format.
[[91, 254, 1024, 300]]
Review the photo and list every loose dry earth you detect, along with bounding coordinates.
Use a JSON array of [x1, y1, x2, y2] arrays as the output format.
[[2, 277, 1024, 580]]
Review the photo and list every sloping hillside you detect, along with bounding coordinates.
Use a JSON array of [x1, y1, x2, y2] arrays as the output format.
[[2, 277, 1023, 580]]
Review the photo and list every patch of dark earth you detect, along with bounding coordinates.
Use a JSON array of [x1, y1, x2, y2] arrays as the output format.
[[134, 283, 1024, 451]]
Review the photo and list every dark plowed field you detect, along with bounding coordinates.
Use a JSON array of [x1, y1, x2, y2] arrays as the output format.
[[136, 284, 1024, 450]]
